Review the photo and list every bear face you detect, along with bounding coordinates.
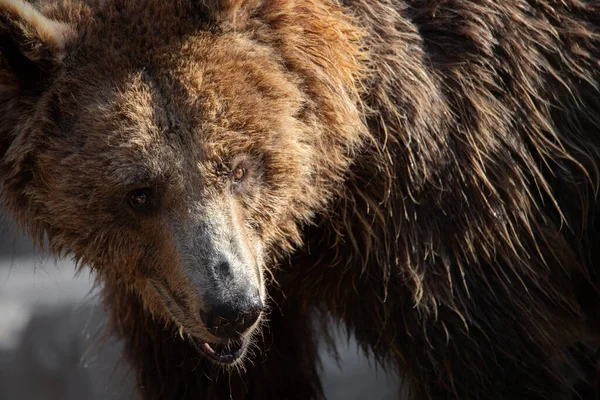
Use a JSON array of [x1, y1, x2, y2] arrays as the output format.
[[0, 0, 365, 365]]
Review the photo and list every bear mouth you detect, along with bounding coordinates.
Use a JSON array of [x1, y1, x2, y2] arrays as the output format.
[[149, 280, 253, 364], [199, 338, 247, 364]]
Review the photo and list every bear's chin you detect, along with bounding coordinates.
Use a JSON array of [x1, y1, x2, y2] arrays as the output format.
[[198, 337, 249, 365]]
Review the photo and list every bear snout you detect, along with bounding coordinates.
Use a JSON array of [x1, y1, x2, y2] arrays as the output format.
[[200, 294, 264, 339]]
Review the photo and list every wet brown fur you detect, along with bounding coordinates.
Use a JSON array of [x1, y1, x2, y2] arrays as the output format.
[[1, 0, 600, 399]]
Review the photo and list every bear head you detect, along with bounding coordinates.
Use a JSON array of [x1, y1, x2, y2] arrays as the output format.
[[0, 0, 366, 364]]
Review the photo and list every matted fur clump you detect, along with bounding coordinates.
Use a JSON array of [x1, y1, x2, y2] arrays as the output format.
[[1, 0, 600, 399]]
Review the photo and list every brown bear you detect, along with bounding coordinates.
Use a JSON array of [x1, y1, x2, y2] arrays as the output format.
[[1, 0, 600, 398]]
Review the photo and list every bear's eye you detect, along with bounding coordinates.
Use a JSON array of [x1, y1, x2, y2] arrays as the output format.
[[128, 188, 153, 211], [232, 167, 246, 183]]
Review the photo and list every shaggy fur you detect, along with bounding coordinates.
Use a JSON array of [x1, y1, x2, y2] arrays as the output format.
[[1, 0, 600, 399]]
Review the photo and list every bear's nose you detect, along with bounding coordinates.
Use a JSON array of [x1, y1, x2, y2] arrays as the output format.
[[200, 297, 264, 339]]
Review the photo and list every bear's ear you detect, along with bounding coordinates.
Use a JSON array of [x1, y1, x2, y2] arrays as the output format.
[[0, 0, 75, 93]]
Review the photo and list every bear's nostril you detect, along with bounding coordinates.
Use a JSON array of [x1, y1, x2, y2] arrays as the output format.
[[215, 261, 232, 279], [200, 299, 264, 339]]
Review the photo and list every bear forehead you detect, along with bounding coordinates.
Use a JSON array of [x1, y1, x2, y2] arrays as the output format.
[[55, 53, 305, 192], [60, 28, 303, 148], [35, 0, 320, 193], [66, 27, 305, 140]]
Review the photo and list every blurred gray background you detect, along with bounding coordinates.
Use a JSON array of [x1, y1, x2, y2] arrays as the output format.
[[0, 213, 399, 399]]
